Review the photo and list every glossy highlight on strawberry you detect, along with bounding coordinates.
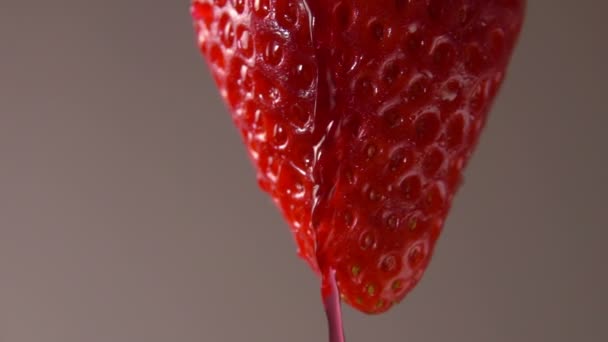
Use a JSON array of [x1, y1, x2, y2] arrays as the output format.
[[191, 0, 525, 314]]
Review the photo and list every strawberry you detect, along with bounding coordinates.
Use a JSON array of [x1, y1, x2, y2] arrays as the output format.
[[191, 0, 524, 314]]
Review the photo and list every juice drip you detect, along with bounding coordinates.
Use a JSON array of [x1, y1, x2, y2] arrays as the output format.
[[322, 268, 346, 342]]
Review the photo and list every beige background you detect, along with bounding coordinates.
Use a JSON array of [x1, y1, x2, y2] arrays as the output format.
[[1, 1, 607, 341]]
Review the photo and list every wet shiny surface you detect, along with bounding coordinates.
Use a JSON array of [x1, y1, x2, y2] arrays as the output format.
[[192, 0, 525, 314]]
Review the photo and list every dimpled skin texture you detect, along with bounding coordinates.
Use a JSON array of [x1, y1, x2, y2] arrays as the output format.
[[191, 0, 524, 314]]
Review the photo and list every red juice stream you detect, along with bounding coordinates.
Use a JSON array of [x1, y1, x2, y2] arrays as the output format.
[[322, 268, 346, 342]]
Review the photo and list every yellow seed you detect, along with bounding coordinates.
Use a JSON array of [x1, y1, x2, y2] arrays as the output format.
[[376, 300, 385, 309], [367, 144, 377, 158], [387, 215, 398, 229], [409, 218, 417, 231], [392, 279, 403, 291], [351, 265, 361, 277], [356, 297, 363, 304], [367, 284, 376, 296]]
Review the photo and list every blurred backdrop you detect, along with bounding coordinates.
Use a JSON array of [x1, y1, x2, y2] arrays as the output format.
[[1, 1, 607, 342]]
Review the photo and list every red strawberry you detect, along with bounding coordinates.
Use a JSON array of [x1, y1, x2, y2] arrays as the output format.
[[191, 0, 524, 314]]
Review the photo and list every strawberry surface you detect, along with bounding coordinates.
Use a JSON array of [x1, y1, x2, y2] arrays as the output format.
[[191, 0, 524, 314]]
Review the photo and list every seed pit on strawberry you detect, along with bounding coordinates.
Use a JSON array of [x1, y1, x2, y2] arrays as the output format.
[[218, 13, 235, 47], [464, 43, 486, 75], [446, 114, 466, 148], [350, 264, 361, 277], [469, 80, 488, 113], [263, 39, 283, 65], [388, 147, 413, 172], [403, 23, 427, 55], [275, 0, 301, 29], [359, 230, 377, 250], [353, 75, 379, 99], [430, 36, 457, 76], [407, 74, 431, 103], [391, 278, 404, 292], [408, 242, 426, 268], [382, 105, 403, 127], [230, 0, 245, 14], [269, 86, 282, 104], [439, 78, 464, 111], [333, 2, 354, 29], [386, 215, 399, 229], [375, 299, 386, 310], [227, 58, 251, 101], [381, 56, 407, 86], [424, 183, 446, 212], [422, 148, 445, 177], [337, 209, 355, 229], [488, 28, 506, 59], [236, 25, 253, 57], [379, 254, 400, 274], [368, 19, 387, 42], [366, 284, 377, 296], [367, 188, 382, 202], [335, 50, 358, 74], [293, 62, 316, 90], [272, 123, 288, 146], [408, 216, 419, 231], [400, 175, 422, 201], [415, 112, 441, 146], [253, 0, 269, 17], [365, 144, 378, 159]]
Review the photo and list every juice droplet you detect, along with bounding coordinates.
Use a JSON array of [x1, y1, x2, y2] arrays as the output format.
[[322, 268, 346, 342]]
